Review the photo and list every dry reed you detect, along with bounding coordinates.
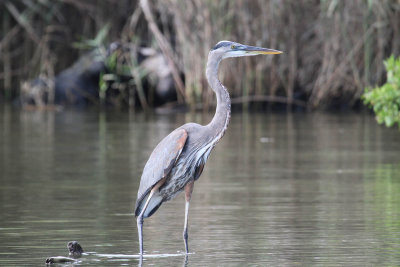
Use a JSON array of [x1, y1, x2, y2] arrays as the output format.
[[0, 0, 399, 109]]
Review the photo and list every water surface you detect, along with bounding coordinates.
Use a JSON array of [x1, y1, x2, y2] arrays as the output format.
[[0, 107, 399, 266]]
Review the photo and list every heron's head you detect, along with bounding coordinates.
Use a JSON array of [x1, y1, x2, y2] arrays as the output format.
[[211, 40, 282, 59]]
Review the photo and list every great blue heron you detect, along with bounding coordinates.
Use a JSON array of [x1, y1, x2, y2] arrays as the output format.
[[135, 41, 282, 255]]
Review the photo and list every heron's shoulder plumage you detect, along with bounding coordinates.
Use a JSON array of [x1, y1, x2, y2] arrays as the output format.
[[135, 128, 188, 214]]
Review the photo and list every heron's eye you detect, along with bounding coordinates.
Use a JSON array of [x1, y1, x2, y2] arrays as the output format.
[[231, 44, 236, 49]]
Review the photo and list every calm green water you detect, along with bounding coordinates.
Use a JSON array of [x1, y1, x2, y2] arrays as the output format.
[[0, 107, 400, 266]]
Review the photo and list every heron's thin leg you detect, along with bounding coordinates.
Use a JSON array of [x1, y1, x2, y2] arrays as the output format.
[[183, 181, 194, 254], [183, 201, 190, 253], [137, 190, 155, 255], [136, 178, 167, 255]]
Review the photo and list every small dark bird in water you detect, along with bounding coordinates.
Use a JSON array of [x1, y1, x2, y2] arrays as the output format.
[[45, 241, 83, 264], [134, 40, 282, 255], [68, 241, 83, 258]]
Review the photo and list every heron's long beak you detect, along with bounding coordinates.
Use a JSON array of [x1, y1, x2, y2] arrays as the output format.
[[243, 45, 282, 55]]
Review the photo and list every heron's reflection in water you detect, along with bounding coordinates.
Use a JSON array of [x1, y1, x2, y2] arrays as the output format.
[[138, 253, 189, 267]]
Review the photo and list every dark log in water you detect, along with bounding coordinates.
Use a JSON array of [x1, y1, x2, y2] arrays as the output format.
[[19, 43, 177, 109]]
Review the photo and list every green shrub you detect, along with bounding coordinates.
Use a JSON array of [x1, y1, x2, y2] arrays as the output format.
[[363, 56, 400, 128]]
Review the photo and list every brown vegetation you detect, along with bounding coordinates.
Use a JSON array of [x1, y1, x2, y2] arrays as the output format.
[[1, 0, 399, 109]]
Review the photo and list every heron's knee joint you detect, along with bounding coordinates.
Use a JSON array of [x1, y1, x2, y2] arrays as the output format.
[[137, 215, 144, 225]]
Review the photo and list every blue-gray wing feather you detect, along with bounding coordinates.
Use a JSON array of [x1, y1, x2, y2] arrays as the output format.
[[135, 128, 187, 214]]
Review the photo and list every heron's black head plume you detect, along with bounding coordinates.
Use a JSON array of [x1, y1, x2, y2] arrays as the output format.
[[212, 41, 234, 50]]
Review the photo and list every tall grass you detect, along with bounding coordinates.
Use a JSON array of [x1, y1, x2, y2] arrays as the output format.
[[0, 0, 399, 109], [0, 0, 137, 101], [160, 0, 400, 109]]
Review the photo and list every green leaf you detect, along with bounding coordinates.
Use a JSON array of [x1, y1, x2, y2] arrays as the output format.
[[362, 56, 400, 129]]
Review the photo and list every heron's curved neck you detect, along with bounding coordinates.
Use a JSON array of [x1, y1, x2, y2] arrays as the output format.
[[205, 52, 231, 141]]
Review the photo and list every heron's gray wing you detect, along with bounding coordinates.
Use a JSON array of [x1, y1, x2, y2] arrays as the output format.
[[135, 128, 187, 214]]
